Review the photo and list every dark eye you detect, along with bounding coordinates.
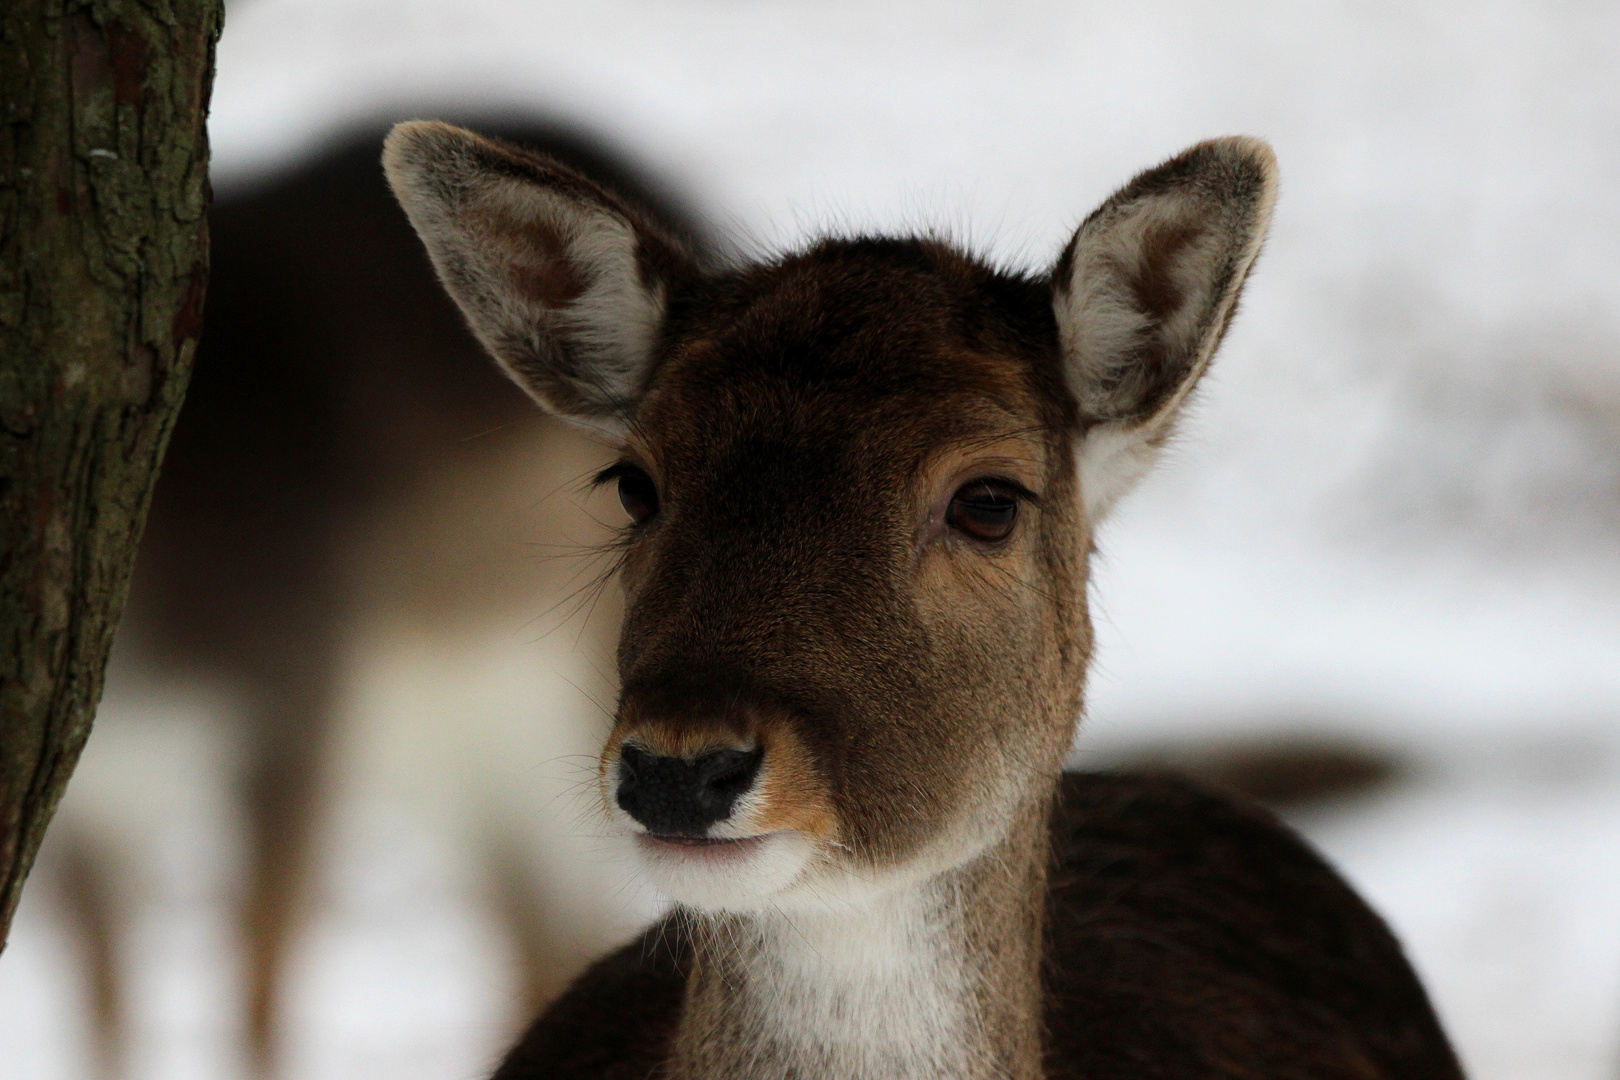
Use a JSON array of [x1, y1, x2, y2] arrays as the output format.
[[946, 480, 1020, 543], [601, 464, 659, 525]]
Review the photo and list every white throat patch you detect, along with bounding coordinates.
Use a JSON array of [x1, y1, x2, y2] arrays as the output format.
[[685, 882, 997, 1080]]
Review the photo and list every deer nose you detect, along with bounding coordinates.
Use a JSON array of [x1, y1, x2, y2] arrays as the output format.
[[616, 743, 765, 835]]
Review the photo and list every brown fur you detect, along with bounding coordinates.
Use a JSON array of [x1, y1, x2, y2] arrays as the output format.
[[385, 127, 1464, 1079]]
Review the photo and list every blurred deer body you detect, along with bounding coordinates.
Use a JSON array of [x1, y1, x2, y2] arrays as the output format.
[[50, 120, 699, 1077], [386, 124, 1467, 1079]]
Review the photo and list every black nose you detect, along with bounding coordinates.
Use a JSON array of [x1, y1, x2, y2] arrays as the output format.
[[616, 744, 765, 835]]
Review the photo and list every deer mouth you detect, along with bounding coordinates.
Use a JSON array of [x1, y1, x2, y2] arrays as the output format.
[[639, 832, 769, 855], [632, 828, 817, 910], [636, 831, 778, 878]]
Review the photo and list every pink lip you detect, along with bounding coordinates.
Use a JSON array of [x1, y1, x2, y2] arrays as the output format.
[[637, 833, 768, 862]]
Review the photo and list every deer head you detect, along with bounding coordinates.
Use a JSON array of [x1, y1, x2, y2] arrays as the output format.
[[384, 123, 1276, 915]]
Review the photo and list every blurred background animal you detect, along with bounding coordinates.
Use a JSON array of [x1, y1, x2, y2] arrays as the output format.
[[37, 115, 707, 1080]]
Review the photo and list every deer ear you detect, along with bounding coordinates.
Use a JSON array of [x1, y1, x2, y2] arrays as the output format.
[[1054, 137, 1277, 523], [383, 120, 698, 425]]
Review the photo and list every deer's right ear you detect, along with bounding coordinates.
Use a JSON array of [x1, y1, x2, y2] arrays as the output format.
[[383, 121, 697, 425], [1053, 137, 1277, 524]]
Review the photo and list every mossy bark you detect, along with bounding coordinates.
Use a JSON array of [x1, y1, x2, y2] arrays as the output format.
[[0, 0, 222, 949]]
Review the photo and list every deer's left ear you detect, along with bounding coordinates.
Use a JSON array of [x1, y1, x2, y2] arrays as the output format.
[[1053, 137, 1277, 524]]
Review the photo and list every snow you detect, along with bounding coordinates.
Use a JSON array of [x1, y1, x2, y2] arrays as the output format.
[[4, 2, 1620, 1078]]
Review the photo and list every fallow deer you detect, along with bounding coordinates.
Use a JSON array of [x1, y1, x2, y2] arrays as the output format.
[[385, 122, 1465, 1080]]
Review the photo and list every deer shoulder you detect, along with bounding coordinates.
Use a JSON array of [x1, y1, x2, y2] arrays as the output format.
[[493, 772, 1459, 1079]]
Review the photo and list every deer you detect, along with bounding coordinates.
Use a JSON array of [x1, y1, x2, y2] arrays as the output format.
[[46, 118, 692, 1078], [383, 121, 1467, 1080]]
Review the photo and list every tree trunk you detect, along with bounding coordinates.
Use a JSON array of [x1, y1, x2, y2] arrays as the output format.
[[0, 0, 222, 951]]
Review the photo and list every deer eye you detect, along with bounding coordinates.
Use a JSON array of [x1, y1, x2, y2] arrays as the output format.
[[946, 480, 1021, 543], [598, 463, 660, 525]]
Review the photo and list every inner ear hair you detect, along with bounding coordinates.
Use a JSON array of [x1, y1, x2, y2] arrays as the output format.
[[1054, 137, 1277, 522], [382, 120, 701, 425], [1055, 137, 1277, 429]]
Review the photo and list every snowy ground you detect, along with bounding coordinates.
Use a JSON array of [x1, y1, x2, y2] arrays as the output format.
[[4, 2, 1620, 1078]]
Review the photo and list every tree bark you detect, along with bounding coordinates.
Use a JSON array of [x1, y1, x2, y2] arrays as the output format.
[[0, 0, 221, 950]]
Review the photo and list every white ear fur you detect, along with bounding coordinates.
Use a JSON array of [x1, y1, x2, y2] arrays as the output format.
[[1075, 420, 1163, 525], [383, 121, 695, 425], [1055, 137, 1277, 525]]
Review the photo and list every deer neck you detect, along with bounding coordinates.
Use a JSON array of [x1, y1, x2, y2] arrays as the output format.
[[669, 796, 1052, 1080]]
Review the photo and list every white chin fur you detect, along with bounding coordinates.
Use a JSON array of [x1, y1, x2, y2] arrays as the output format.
[[636, 831, 816, 912]]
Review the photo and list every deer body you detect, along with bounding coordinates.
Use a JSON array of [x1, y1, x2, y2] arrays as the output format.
[[384, 124, 1465, 1079], [61, 123, 685, 1077], [500, 772, 1461, 1080]]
